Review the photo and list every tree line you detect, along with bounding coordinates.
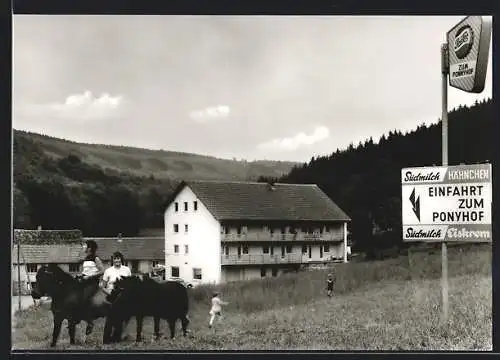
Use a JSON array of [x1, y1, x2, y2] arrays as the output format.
[[265, 99, 493, 258], [14, 99, 492, 255]]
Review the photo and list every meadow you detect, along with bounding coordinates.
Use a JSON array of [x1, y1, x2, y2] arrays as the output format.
[[12, 244, 491, 351]]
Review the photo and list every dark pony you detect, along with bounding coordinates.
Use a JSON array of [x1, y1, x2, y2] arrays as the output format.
[[107, 275, 190, 342], [31, 264, 111, 347]]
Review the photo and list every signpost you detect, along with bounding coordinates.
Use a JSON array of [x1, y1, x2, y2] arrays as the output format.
[[402, 16, 492, 323]]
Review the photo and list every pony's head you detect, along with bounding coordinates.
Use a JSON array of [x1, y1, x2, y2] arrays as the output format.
[[106, 275, 142, 305], [31, 264, 74, 299]]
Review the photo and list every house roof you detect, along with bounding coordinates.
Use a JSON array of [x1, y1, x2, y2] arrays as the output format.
[[88, 237, 165, 262], [12, 244, 83, 264], [12, 237, 165, 264], [168, 180, 351, 222]]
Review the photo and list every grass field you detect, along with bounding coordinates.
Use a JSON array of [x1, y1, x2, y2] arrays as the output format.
[[12, 244, 491, 351]]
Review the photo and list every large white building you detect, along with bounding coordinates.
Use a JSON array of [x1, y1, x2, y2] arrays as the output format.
[[164, 180, 351, 286]]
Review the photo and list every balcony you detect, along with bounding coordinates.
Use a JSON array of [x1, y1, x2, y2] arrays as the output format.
[[221, 232, 344, 243], [221, 253, 304, 265]]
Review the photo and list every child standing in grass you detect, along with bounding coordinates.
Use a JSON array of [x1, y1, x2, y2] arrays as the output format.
[[208, 292, 228, 329], [327, 273, 335, 297]]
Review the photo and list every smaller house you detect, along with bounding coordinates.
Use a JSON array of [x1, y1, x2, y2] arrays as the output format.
[[12, 237, 165, 295], [12, 243, 83, 295], [87, 237, 165, 274]]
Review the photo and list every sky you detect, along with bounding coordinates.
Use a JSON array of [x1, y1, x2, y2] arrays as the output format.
[[13, 15, 493, 162]]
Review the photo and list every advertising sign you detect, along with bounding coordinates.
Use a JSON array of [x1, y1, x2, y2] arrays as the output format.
[[401, 163, 492, 242], [447, 16, 492, 93]]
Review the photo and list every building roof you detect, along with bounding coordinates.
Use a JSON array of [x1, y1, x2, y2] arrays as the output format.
[[12, 244, 83, 264], [168, 180, 351, 222], [88, 237, 165, 262], [12, 237, 165, 264]]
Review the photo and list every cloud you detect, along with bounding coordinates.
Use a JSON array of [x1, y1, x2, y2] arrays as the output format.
[[257, 126, 330, 151], [189, 105, 230, 123], [22, 91, 123, 121]]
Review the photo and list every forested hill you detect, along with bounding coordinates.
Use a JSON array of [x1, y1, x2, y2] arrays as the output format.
[[13, 130, 297, 236], [270, 98, 493, 255], [13, 130, 297, 181]]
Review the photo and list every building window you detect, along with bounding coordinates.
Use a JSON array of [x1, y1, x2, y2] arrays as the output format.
[[185, 224, 189, 233], [302, 246, 308, 254], [263, 246, 269, 254], [270, 228, 275, 235], [131, 260, 139, 274], [325, 226, 330, 233], [185, 245, 189, 254], [272, 268, 278, 277], [68, 263, 80, 273], [320, 246, 323, 259], [27, 263, 38, 273], [289, 226, 296, 234], [286, 245, 293, 253], [174, 245, 179, 253], [261, 267, 266, 277], [263, 226, 268, 232], [280, 227, 286, 234], [30, 282, 36, 290], [171, 266, 180, 277], [324, 245, 330, 252], [174, 224, 179, 233], [193, 268, 202, 280], [184, 202, 188, 211], [242, 245, 249, 254], [152, 260, 160, 268], [194, 201, 198, 211], [225, 246, 229, 256], [237, 226, 242, 235], [175, 202, 179, 212]]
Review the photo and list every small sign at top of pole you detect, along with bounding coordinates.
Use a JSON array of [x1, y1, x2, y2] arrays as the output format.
[[446, 16, 492, 93]]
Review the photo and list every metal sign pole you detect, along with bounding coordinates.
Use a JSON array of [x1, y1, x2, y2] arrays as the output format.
[[441, 43, 449, 322], [17, 236, 22, 312]]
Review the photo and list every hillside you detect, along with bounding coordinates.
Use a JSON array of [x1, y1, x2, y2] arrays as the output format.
[[14, 130, 297, 181], [12, 98, 492, 241]]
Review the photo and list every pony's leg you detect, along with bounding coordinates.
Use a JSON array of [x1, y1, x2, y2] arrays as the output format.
[[50, 314, 64, 347], [181, 315, 190, 336], [114, 318, 124, 343], [153, 317, 161, 340], [103, 317, 113, 344], [85, 320, 94, 335], [67, 319, 77, 345], [167, 318, 176, 339], [135, 316, 144, 342]]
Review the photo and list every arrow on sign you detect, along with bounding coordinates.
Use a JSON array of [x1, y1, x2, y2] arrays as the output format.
[[409, 188, 421, 221]]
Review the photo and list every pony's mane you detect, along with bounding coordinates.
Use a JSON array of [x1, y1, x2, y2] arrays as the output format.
[[46, 264, 76, 282]]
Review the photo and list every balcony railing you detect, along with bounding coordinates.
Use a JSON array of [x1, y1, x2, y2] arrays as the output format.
[[221, 253, 304, 265], [221, 232, 344, 242]]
